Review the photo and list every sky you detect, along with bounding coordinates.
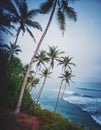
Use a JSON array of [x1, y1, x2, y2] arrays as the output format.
[[16, 0, 101, 83]]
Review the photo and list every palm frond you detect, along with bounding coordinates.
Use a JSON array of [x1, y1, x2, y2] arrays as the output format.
[[40, 0, 54, 14], [62, 1, 77, 21], [65, 6, 77, 21], [26, 27, 36, 43], [0, 43, 10, 50], [27, 9, 41, 19], [0, 26, 13, 36], [25, 20, 42, 31], [5, 0, 19, 18], [14, 0, 28, 18], [57, 8, 66, 35]]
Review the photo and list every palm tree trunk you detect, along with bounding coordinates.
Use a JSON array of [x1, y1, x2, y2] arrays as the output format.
[[36, 77, 47, 103], [55, 80, 63, 112], [58, 82, 67, 111], [8, 27, 21, 60], [27, 66, 40, 91], [61, 81, 67, 99], [14, 0, 57, 116]]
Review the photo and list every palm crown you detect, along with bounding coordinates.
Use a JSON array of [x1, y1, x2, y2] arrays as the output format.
[[40, 0, 77, 35], [47, 46, 64, 69], [5, 0, 42, 42]]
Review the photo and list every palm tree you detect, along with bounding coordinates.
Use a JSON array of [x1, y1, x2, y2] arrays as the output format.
[[36, 67, 52, 103], [28, 50, 49, 93], [14, 0, 77, 116], [47, 46, 64, 70], [6, 0, 42, 60], [0, 42, 22, 56], [36, 46, 63, 103], [57, 56, 76, 71], [54, 76, 63, 112], [55, 70, 74, 112], [8, 42, 22, 56], [29, 77, 40, 93], [34, 50, 49, 75], [61, 71, 74, 99]]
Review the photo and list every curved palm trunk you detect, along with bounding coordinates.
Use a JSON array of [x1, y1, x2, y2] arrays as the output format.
[[36, 77, 47, 103], [55, 80, 63, 112], [8, 27, 21, 60], [14, 0, 57, 116]]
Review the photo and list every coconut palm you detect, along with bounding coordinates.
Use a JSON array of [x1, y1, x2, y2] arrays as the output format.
[[34, 50, 49, 75], [36, 67, 52, 103], [29, 77, 40, 93], [61, 71, 74, 99], [57, 56, 76, 71], [55, 70, 74, 112], [6, 0, 42, 60], [14, 0, 77, 116], [47, 46, 64, 70], [54, 75, 63, 112], [8, 42, 22, 56], [36, 46, 63, 103], [0, 42, 22, 56], [28, 50, 49, 93]]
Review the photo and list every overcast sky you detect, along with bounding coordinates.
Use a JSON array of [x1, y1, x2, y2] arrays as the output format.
[[17, 0, 101, 82]]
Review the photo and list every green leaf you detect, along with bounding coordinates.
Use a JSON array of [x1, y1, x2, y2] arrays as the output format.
[[26, 27, 36, 43], [40, 0, 54, 14]]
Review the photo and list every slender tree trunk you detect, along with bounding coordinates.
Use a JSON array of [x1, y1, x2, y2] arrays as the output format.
[[36, 77, 47, 103], [35, 63, 52, 102], [14, 0, 57, 116], [61, 81, 67, 99], [8, 27, 20, 60], [58, 82, 67, 111], [27, 66, 40, 91], [55, 80, 63, 112]]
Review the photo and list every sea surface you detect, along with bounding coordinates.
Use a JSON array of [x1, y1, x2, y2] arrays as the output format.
[[32, 82, 101, 130]]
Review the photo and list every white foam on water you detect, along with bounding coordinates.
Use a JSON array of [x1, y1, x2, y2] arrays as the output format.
[[91, 115, 101, 126], [53, 89, 74, 95], [82, 106, 98, 113], [63, 95, 101, 126], [63, 95, 101, 105]]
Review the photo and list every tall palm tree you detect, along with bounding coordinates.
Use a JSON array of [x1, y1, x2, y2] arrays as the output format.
[[61, 71, 74, 99], [55, 70, 74, 112], [14, 0, 77, 116], [36, 46, 63, 103], [28, 50, 49, 93], [47, 46, 64, 70], [57, 56, 76, 71], [36, 67, 52, 103], [6, 0, 42, 60], [34, 50, 49, 75], [54, 76, 63, 112]]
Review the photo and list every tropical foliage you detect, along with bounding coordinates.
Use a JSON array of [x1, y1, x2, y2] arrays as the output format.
[[0, 1, 80, 130], [16, 0, 77, 116]]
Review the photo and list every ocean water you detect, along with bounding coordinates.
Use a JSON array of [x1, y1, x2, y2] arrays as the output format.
[[32, 82, 101, 130]]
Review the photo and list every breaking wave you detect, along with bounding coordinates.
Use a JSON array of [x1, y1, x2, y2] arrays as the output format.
[[63, 94, 101, 126]]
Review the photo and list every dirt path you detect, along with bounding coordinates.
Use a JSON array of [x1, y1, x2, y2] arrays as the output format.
[[10, 112, 39, 130]]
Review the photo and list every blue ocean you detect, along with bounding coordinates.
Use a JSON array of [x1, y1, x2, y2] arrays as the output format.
[[32, 82, 101, 130]]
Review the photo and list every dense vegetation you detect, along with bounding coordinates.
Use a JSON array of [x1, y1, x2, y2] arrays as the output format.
[[0, 0, 91, 130], [0, 42, 86, 130]]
